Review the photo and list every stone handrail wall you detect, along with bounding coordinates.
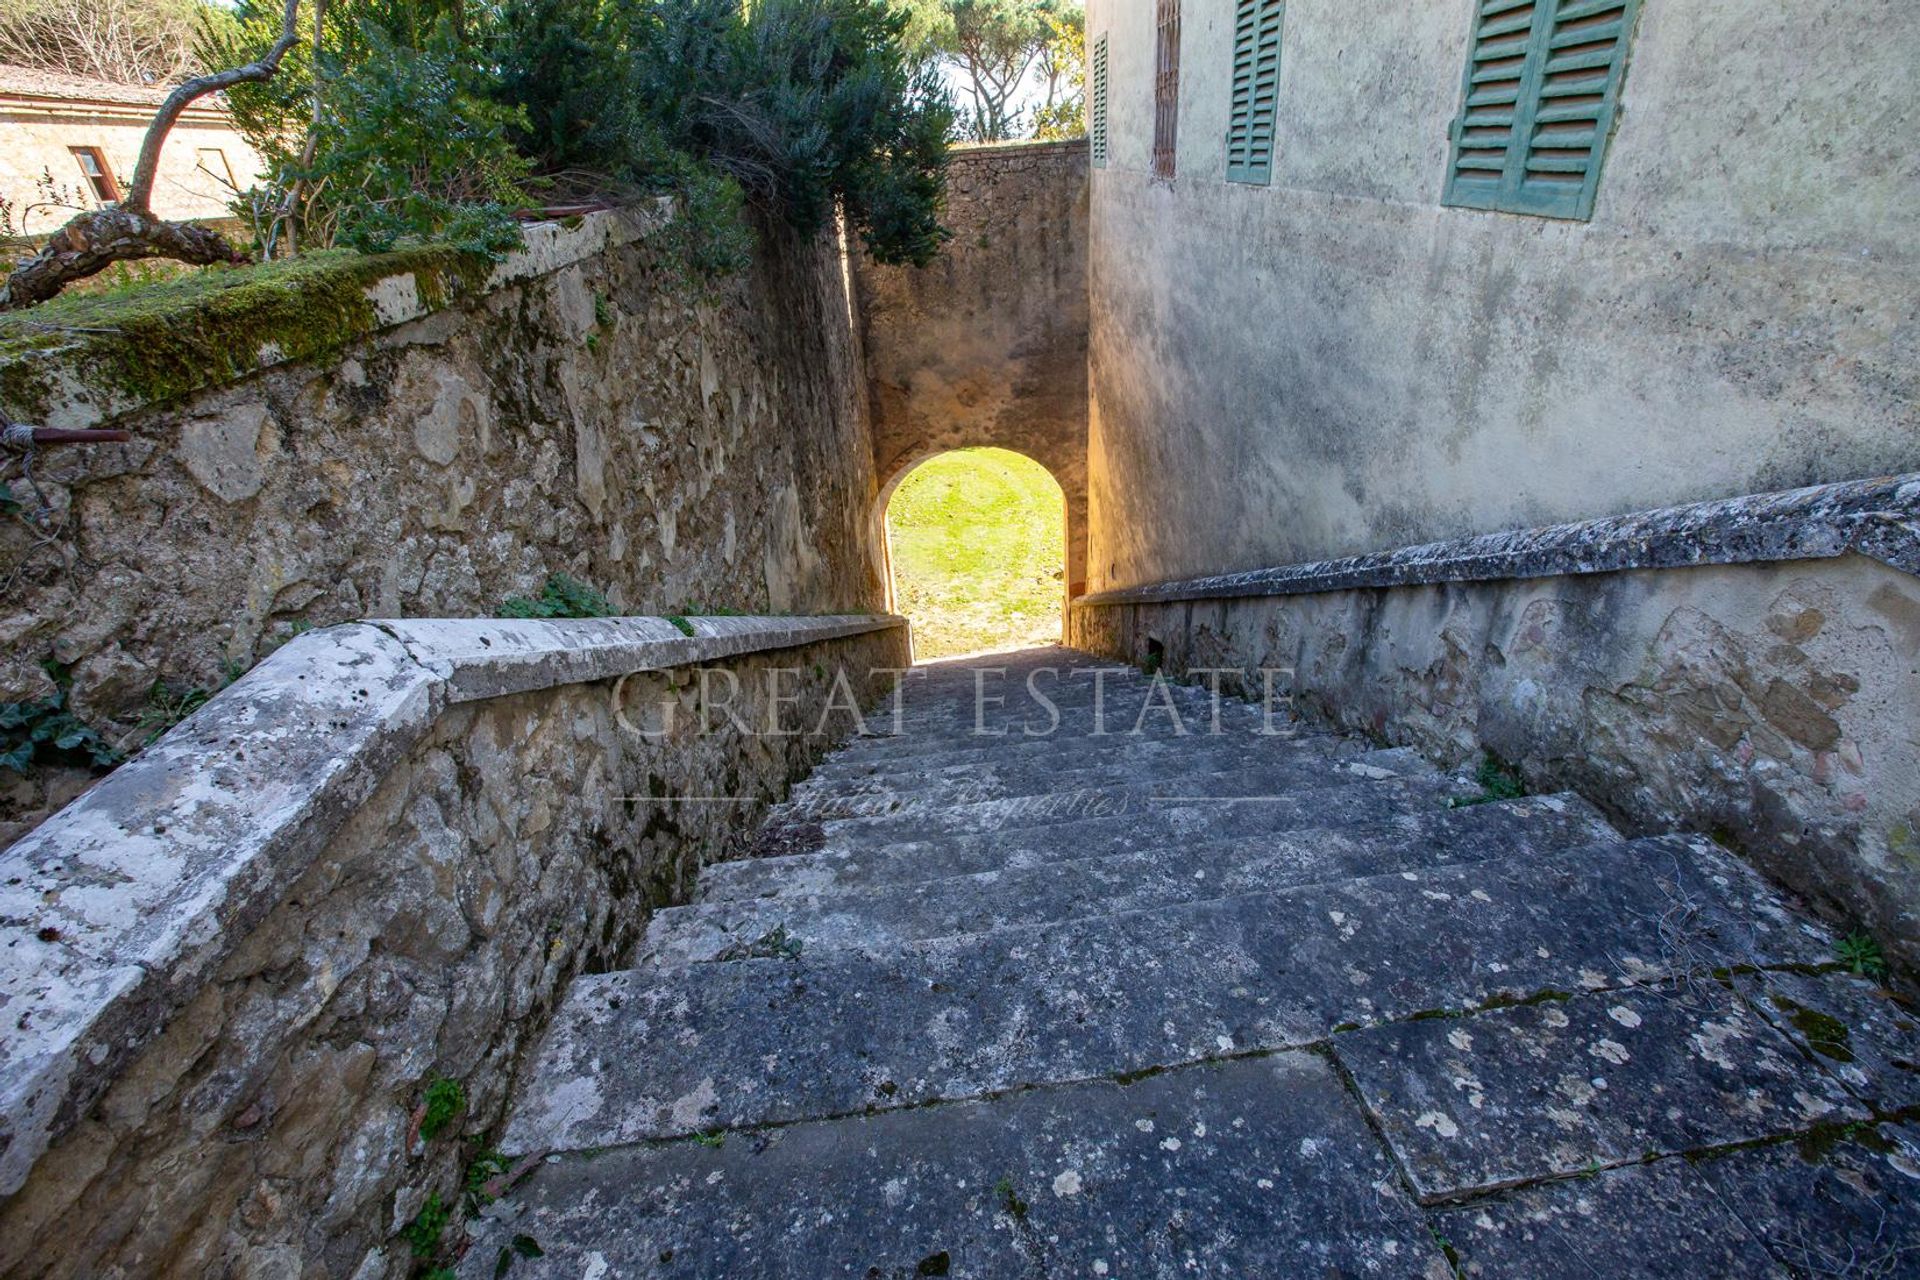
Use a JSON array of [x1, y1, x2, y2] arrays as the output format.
[[0, 613, 908, 1278], [1074, 474, 1920, 607], [1069, 475, 1920, 979]]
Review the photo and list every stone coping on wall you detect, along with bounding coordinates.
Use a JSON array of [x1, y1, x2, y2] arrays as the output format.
[[1073, 474, 1920, 608], [0, 612, 903, 1196], [948, 138, 1090, 158], [1, 201, 670, 432]]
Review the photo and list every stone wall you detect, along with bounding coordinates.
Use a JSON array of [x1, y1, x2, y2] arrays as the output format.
[[1069, 477, 1920, 977], [1082, 0, 1919, 590], [0, 615, 909, 1279], [1, 207, 886, 847], [852, 140, 1090, 599]]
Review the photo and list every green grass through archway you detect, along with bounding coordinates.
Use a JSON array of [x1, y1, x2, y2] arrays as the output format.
[[885, 448, 1065, 661]]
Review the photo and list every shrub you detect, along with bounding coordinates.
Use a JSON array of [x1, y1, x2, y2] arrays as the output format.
[[499, 573, 615, 620]]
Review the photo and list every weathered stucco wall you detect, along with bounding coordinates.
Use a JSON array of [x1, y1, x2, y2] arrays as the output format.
[[853, 140, 1090, 599], [1082, 0, 1919, 589], [1069, 479, 1920, 976], [0, 616, 909, 1280], [0, 208, 886, 846]]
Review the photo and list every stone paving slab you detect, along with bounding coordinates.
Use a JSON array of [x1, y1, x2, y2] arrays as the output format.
[[763, 756, 1444, 851], [800, 725, 1347, 788], [504, 836, 1831, 1154], [463, 1053, 1450, 1280], [1430, 1156, 1789, 1278], [1693, 1123, 1920, 1277], [1337, 983, 1865, 1202], [644, 795, 1616, 965], [771, 749, 1433, 824], [698, 774, 1468, 902], [834, 706, 1287, 763], [1734, 969, 1920, 1112]]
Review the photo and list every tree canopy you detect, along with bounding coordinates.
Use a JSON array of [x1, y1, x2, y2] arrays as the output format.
[[903, 0, 1082, 143]]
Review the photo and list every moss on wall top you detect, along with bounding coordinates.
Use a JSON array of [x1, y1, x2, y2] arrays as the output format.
[[0, 245, 492, 422]]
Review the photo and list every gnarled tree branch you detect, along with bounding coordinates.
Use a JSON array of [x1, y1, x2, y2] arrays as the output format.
[[0, 0, 302, 310]]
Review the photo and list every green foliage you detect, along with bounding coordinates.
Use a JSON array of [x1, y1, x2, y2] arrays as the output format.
[[499, 573, 615, 620], [0, 661, 122, 774], [1447, 754, 1527, 808], [1030, 5, 1086, 140], [419, 1077, 467, 1141], [463, 1149, 511, 1213], [494, 1235, 544, 1276], [904, 0, 1077, 141], [402, 1191, 451, 1259], [490, 0, 954, 268], [0, 480, 19, 516], [1836, 931, 1889, 980], [308, 26, 530, 257]]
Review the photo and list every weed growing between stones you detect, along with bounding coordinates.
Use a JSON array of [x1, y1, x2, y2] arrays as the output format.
[[419, 1078, 468, 1141], [499, 573, 614, 619], [1446, 753, 1527, 809], [1836, 931, 1890, 981], [403, 1191, 451, 1260], [0, 660, 122, 774]]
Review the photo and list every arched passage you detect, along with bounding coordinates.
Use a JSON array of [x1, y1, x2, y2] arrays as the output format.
[[877, 448, 1067, 660]]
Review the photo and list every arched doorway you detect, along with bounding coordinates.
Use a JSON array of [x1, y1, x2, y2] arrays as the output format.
[[879, 448, 1067, 661]]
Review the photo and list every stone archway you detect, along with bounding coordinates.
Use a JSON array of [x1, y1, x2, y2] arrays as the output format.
[[852, 140, 1090, 604]]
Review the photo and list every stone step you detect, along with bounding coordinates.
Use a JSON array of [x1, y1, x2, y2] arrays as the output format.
[[1420, 1114, 1920, 1277], [804, 720, 1342, 783], [835, 699, 1281, 760], [769, 747, 1433, 824], [758, 752, 1438, 846], [1335, 979, 1868, 1203], [460, 1052, 1448, 1279], [644, 794, 1616, 965], [705, 773, 1469, 902], [502, 834, 1832, 1155]]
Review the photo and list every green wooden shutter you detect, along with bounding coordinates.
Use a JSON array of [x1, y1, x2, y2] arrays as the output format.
[[1225, 0, 1284, 185], [1444, 0, 1641, 220], [1090, 35, 1110, 168]]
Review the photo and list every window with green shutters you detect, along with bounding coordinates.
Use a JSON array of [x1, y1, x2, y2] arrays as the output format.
[[1090, 35, 1110, 168], [1444, 0, 1642, 220], [1225, 0, 1284, 185]]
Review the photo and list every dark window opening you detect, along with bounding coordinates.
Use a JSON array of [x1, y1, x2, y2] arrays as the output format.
[[1153, 0, 1181, 179], [70, 147, 119, 204]]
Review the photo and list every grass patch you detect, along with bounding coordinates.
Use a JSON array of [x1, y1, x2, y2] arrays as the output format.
[[885, 448, 1064, 661]]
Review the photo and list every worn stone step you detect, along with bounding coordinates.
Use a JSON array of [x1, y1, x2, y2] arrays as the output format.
[[1335, 982, 1866, 1203], [1729, 968, 1920, 1111], [1440, 1121, 1920, 1280], [645, 794, 1615, 965], [503, 835, 1832, 1154], [705, 773, 1469, 902], [836, 699, 1280, 760], [770, 747, 1433, 824], [1428, 1119, 1920, 1277], [462, 1052, 1449, 1280], [804, 720, 1342, 783], [759, 753, 1437, 846]]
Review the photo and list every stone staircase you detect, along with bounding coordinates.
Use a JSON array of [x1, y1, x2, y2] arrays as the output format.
[[462, 647, 1919, 1278]]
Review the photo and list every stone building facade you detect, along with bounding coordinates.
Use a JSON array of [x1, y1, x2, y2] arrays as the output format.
[[0, 64, 265, 235]]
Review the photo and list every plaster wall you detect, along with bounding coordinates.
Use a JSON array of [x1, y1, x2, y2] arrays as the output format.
[[1082, 0, 1920, 590]]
